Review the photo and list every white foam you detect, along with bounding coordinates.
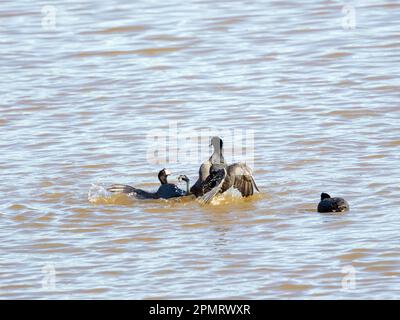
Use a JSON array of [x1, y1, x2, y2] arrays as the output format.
[[87, 183, 109, 203]]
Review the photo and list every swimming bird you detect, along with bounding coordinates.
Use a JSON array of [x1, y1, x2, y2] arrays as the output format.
[[317, 193, 349, 213], [107, 169, 187, 199], [193, 136, 259, 204]]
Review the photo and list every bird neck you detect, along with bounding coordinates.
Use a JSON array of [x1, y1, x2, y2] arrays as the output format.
[[210, 145, 225, 165], [185, 181, 190, 195]]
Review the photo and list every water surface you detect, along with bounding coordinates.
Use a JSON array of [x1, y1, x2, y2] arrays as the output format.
[[1, 0, 400, 299]]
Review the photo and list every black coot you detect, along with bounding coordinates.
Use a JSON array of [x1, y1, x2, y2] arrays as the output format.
[[107, 169, 187, 199], [318, 193, 349, 213]]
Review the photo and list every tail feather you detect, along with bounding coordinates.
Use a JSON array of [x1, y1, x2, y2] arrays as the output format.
[[107, 184, 136, 194]]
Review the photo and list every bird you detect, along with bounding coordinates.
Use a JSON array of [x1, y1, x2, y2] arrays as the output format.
[[192, 136, 259, 204], [107, 169, 187, 199], [190, 136, 225, 197], [317, 193, 349, 213]]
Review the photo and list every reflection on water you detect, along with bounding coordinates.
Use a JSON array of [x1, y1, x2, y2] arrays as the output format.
[[1, 0, 400, 299]]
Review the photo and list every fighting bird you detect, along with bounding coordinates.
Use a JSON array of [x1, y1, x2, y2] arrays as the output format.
[[107, 169, 189, 199], [191, 136, 259, 204]]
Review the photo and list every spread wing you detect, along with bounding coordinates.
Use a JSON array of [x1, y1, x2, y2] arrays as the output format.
[[107, 184, 136, 194], [228, 163, 260, 197], [107, 184, 157, 199], [198, 168, 226, 205]]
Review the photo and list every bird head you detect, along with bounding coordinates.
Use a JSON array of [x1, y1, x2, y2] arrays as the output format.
[[210, 136, 223, 149], [178, 175, 190, 183], [158, 168, 172, 184], [321, 192, 331, 200]]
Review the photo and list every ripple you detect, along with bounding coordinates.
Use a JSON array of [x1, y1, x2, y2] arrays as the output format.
[[73, 47, 186, 58], [274, 283, 313, 292], [320, 52, 353, 59], [82, 25, 148, 34], [1, 0, 400, 300]]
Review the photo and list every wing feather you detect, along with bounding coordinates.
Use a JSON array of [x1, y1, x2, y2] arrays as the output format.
[[198, 168, 226, 205], [107, 184, 157, 199], [107, 184, 136, 194], [228, 163, 260, 197]]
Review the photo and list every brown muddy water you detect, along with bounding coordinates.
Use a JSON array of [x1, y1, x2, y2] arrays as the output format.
[[1, 0, 400, 299]]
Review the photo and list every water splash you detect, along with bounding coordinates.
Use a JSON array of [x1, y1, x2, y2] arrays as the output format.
[[87, 183, 134, 205], [88, 183, 109, 203]]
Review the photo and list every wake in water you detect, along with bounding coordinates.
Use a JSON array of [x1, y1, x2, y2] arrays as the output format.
[[88, 182, 193, 206], [88, 182, 263, 207], [88, 183, 135, 205]]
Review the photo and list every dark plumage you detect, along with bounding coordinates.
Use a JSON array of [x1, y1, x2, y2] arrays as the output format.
[[107, 169, 187, 200], [317, 193, 349, 213], [193, 137, 259, 204], [190, 136, 223, 197]]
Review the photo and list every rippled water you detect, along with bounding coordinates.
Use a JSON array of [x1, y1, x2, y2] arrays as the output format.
[[1, 0, 400, 299]]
